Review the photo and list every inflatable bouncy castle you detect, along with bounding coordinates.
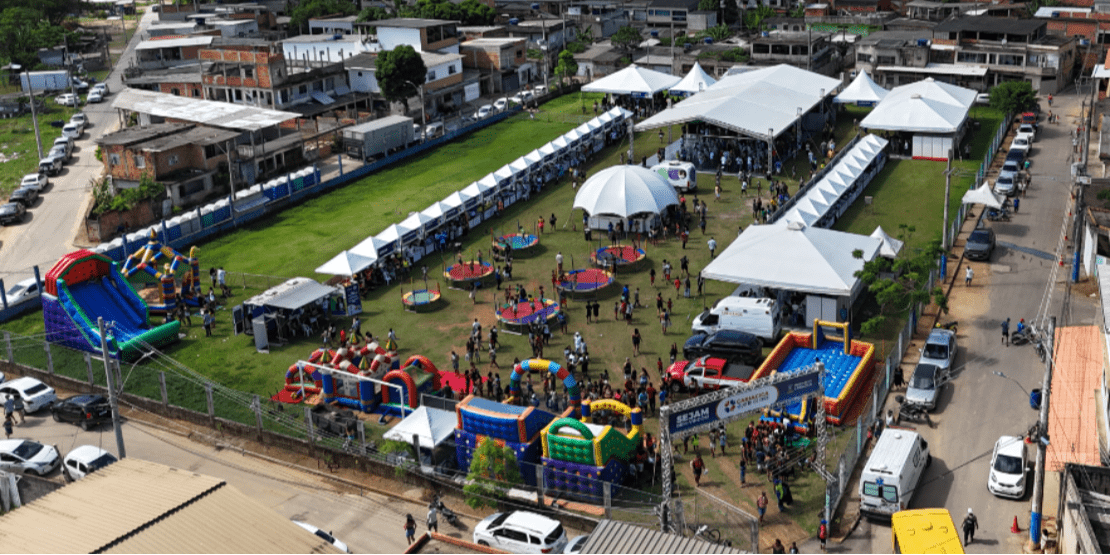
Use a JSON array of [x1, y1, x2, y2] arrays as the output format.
[[120, 231, 202, 315], [541, 398, 642, 499], [379, 355, 444, 416], [454, 395, 557, 487]]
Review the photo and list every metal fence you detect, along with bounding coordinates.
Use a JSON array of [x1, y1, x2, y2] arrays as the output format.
[[679, 488, 760, 552], [977, 112, 1013, 184]]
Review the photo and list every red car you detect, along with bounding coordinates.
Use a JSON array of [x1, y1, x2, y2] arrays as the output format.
[[665, 356, 757, 394]]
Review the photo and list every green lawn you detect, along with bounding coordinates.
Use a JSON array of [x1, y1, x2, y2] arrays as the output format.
[[0, 105, 82, 197]]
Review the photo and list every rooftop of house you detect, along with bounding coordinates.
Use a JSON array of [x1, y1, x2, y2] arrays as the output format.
[[933, 15, 1046, 36], [461, 37, 526, 47], [97, 122, 193, 147], [648, 0, 700, 9], [372, 18, 459, 29]]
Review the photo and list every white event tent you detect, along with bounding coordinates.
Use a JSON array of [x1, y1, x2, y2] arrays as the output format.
[[961, 182, 1005, 209], [779, 134, 888, 228], [833, 71, 889, 106], [315, 250, 377, 276], [870, 226, 905, 258], [860, 78, 976, 160], [574, 165, 679, 231], [670, 62, 717, 96], [582, 64, 680, 97], [701, 221, 882, 322], [383, 406, 457, 452]]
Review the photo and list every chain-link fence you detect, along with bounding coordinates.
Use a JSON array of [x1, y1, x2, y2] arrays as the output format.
[[679, 488, 760, 552]]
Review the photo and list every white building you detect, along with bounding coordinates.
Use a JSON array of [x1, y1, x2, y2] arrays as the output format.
[[282, 34, 379, 65]]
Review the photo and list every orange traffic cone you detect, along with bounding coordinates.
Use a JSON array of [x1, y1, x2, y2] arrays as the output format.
[[1011, 516, 1021, 534]]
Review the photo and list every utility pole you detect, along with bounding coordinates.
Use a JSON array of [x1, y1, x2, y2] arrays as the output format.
[[1029, 316, 1054, 548], [628, 118, 635, 163], [21, 67, 44, 159], [97, 317, 127, 459], [942, 149, 952, 251]]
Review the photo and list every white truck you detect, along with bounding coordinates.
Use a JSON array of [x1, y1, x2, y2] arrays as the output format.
[[20, 71, 70, 94], [651, 161, 697, 191], [342, 115, 415, 161], [691, 296, 781, 343], [859, 428, 931, 519]]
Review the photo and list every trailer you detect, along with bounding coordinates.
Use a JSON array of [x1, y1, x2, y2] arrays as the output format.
[[20, 71, 70, 94], [342, 115, 415, 161]]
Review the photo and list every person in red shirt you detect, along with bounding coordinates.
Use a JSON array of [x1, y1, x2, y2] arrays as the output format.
[[691, 453, 705, 486]]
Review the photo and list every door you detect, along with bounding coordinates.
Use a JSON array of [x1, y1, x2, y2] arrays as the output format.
[[686, 366, 705, 389]]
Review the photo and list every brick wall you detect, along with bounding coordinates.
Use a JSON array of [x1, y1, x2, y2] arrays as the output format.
[[426, 72, 463, 91], [151, 144, 210, 178], [104, 144, 150, 182], [157, 82, 204, 98]]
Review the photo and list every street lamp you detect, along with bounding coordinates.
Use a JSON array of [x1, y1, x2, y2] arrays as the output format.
[[403, 79, 426, 141], [992, 371, 1031, 398]]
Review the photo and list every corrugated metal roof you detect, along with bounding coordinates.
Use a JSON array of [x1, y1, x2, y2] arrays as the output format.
[[1047, 325, 1102, 471], [0, 458, 339, 554], [135, 36, 214, 50], [265, 279, 338, 310], [110, 89, 298, 132], [579, 520, 747, 554]]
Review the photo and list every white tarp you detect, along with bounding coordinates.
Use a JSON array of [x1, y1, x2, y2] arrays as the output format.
[[582, 64, 680, 96], [383, 406, 457, 448], [834, 70, 889, 105], [670, 62, 717, 96], [376, 222, 413, 247], [702, 221, 882, 297], [870, 226, 905, 258], [350, 235, 386, 259], [961, 181, 1005, 209], [635, 64, 841, 139], [860, 77, 976, 133], [315, 250, 376, 275], [573, 165, 680, 217], [442, 190, 474, 211]]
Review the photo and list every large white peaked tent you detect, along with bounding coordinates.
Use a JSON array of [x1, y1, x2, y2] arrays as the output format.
[[670, 62, 717, 96], [834, 70, 889, 106], [383, 406, 457, 448], [315, 250, 377, 276], [860, 77, 975, 160], [582, 64, 681, 96], [960, 181, 1005, 209], [573, 165, 679, 218], [701, 221, 882, 298], [870, 226, 905, 258]]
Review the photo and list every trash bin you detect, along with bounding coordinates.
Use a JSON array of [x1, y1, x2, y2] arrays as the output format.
[[1030, 388, 1042, 410]]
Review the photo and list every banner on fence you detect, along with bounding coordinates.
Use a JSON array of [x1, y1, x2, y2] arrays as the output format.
[[666, 370, 822, 434]]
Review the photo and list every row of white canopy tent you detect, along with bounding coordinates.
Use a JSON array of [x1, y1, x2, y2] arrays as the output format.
[[580, 62, 718, 98], [315, 107, 634, 276], [779, 134, 889, 228]]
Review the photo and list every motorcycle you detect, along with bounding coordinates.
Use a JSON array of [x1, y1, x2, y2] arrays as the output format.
[[431, 494, 461, 528], [987, 208, 1011, 222], [895, 395, 933, 428], [934, 321, 958, 333], [1010, 326, 1034, 346]]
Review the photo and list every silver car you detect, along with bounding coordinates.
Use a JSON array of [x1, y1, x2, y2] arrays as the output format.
[[905, 362, 941, 411], [919, 329, 956, 372]]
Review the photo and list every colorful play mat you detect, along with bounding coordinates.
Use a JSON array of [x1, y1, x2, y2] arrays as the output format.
[[444, 261, 494, 282], [557, 268, 615, 296], [401, 285, 442, 311], [590, 245, 646, 268], [493, 233, 540, 252], [497, 298, 561, 330]]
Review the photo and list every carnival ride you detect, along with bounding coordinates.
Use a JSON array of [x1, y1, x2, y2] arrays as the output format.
[[496, 298, 561, 333], [590, 245, 646, 269], [555, 268, 615, 297]]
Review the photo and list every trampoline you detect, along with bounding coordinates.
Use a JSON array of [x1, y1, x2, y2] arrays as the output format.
[[497, 298, 561, 332], [493, 233, 540, 253], [444, 261, 495, 283], [590, 245, 646, 269], [401, 283, 443, 312], [557, 268, 615, 297]]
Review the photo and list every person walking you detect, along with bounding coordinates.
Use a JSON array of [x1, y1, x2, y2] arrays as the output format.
[[632, 328, 642, 356], [756, 492, 769, 524], [691, 453, 705, 486], [2, 395, 12, 425], [1002, 317, 1011, 346], [965, 265, 973, 286], [556, 251, 564, 273], [818, 519, 828, 551], [962, 508, 979, 546], [3, 415, 12, 439], [11, 395, 24, 424], [404, 514, 417, 544], [203, 310, 214, 337], [427, 504, 439, 533], [707, 237, 717, 258], [771, 539, 786, 554], [774, 478, 786, 511], [739, 457, 747, 485]]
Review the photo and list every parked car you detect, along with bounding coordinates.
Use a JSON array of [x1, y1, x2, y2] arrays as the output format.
[[1010, 136, 1032, 156], [51, 394, 112, 430], [10, 187, 39, 208], [0, 202, 26, 225], [919, 328, 957, 372], [62, 445, 117, 481], [993, 174, 1016, 196], [533, 85, 548, 96], [682, 329, 763, 364], [987, 435, 1027, 498], [1017, 123, 1037, 142], [0, 376, 57, 413], [55, 93, 79, 107], [1004, 148, 1025, 166], [48, 145, 68, 165], [665, 355, 756, 392], [69, 112, 88, 130], [975, 93, 990, 105], [86, 89, 103, 104], [19, 173, 48, 193], [564, 535, 589, 553], [53, 136, 73, 158], [4, 277, 41, 306], [494, 98, 508, 111], [71, 77, 89, 92], [0, 439, 60, 476], [477, 104, 493, 119], [91, 82, 109, 96], [965, 228, 996, 261], [474, 511, 568, 554], [39, 154, 63, 176], [293, 521, 350, 553], [905, 362, 942, 410], [62, 123, 82, 141]]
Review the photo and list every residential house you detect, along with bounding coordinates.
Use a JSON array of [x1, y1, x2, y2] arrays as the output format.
[[96, 123, 240, 207], [565, 0, 629, 39], [460, 37, 528, 93], [930, 16, 1077, 93], [308, 15, 360, 35], [645, 0, 700, 27], [135, 35, 215, 70], [282, 33, 378, 65], [146, 21, 200, 39], [208, 18, 261, 38], [750, 31, 839, 75], [343, 50, 469, 118], [854, 30, 931, 77], [574, 43, 625, 80], [368, 18, 462, 54], [503, 18, 576, 84]]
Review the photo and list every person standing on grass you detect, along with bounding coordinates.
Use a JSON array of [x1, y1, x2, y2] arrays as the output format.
[[756, 492, 768, 524], [739, 457, 747, 485], [691, 453, 705, 486], [632, 328, 642, 355], [203, 310, 214, 337], [708, 237, 717, 258]]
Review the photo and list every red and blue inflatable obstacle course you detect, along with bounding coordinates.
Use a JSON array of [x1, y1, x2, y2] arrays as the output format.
[[43, 250, 180, 361], [454, 391, 560, 487]]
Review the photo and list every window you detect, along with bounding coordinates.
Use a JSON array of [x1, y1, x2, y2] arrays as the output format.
[[243, 66, 254, 79], [171, 88, 180, 96], [876, 55, 895, 65], [168, 154, 179, 167], [109, 153, 120, 166], [298, 85, 308, 94], [857, 53, 873, 63], [133, 155, 145, 169], [448, 64, 456, 75], [192, 88, 201, 97], [427, 70, 436, 82], [204, 144, 218, 159]]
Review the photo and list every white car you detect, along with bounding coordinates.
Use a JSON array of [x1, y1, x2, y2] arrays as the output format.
[[91, 82, 109, 96], [993, 174, 1016, 196], [494, 98, 508, 111], [69, 112, 88, 131], [988, 435, 1027, 498], [564, 535, 589, 553], [474, 511, 568, 554], [293, 521, 350, 553], [86, 89, 103, 104], [0, 377, 57, 413], [477, 104, 493, 118], [1010, 136, 1032, 156], [62, 123, 82, 141], [4, 277, 41, 306], [533, 85, 548, 96], [0, 439, 60, 476], [1018, 123, 1036, 141], [975, 93, 990, 105], [20, 173, 48, 193], [55, 93, 79, 107], [63, 445, 117, 481]]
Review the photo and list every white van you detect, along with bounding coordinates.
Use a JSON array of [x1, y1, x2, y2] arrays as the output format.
[[691, 296, 781, 343], [651, 161, 697, 191], [859, 428, 931, 519]]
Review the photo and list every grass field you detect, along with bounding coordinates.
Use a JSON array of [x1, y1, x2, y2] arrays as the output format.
[[0, 105, 82, 197]]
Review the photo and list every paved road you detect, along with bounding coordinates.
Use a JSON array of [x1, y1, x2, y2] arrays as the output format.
[[821, 91, 1101, 555], [0, 9, 158, 283]]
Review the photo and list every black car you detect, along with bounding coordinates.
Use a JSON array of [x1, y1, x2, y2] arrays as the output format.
[[965, 228, 995, 261], [0, 202, 25, 225], [683, 329, 764, 364], [9, 187, 38, 208], [1004, 148, 1025, 166], [51, 394, 112, 430]]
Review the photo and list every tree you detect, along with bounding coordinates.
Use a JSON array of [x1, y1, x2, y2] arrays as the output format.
[[289, 0, 357, 33], [697, 0, 738, 25], [704, 24, 731, 42], [400, 0, 494, 25], [989, 81, 1038, 114], [0, 7, 76, 69], [356, 6, 391, 22], [853, 225, 948, 336], [744, 5, 775, 31], [788, 5, 806, 17], [376, 45, 427, 113], [554, 49, 578, 87], [463, 438, 523, 510], [611, 25, 642, 52]]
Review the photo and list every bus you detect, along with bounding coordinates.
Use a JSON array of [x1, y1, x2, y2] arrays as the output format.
[[891, 509, 964, 554]]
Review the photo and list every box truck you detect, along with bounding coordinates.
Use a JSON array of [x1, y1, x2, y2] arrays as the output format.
[[859, 428, 931, 519], [342, 115, 415, 161], [691, 296, 781, 342], [20, 71, 70, 93], [651, 161, 697, 191]]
